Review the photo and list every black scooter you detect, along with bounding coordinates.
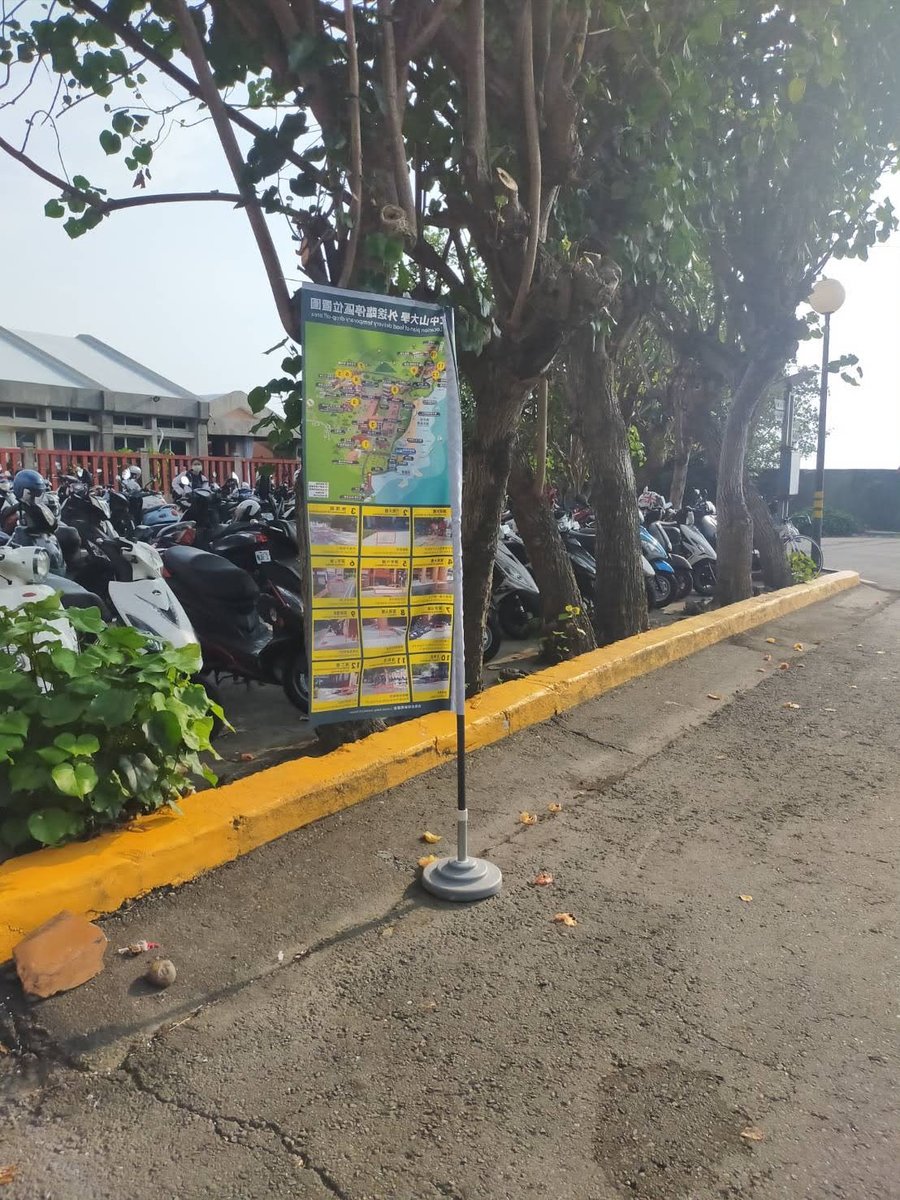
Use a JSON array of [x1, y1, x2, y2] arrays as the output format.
[[160, 544, 309, 712]]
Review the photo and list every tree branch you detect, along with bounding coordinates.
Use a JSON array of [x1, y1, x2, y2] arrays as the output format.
[[378, 0, 417, 239], [0, 135, 244, 213], [68, 0, 329, 188], [168, 0, 297, 340], [510, 0, 541, 328], [464, 0, 489, 187], [337, 0, 363, 287]]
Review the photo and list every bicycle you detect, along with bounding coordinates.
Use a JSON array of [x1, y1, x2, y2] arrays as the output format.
[[777, 513, 823, 578]]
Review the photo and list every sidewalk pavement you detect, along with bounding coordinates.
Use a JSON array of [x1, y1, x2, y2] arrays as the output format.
[[1, 583, 897, 1200]]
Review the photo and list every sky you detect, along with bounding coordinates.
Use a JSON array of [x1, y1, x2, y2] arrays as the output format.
[[0, 31, 898, 468]]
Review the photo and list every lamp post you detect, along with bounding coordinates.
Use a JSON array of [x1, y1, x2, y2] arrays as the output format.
[[807, 277, 846, 554]]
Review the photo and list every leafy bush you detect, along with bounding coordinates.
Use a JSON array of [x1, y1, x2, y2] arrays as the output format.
[[793, 507, 862, 536], [0, 595, 222, 855], [788, 550, 818, 583]]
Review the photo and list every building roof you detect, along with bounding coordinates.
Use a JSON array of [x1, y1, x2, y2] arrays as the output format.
[[0, 327, 197, 399]]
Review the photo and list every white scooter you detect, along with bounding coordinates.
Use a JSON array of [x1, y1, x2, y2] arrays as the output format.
[[80, 536, 199, 650], [0, 545, 78, 653]]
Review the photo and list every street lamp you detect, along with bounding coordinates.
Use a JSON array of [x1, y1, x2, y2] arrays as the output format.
[[807, 277, 846, 555]]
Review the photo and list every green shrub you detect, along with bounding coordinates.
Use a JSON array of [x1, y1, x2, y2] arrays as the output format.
[[788, 550, 818, 583], [0, 594, 222, 855], [792, 507, 862, 536]]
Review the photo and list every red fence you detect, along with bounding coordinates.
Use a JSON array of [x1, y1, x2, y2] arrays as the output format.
[[1, 449, 298, 493]]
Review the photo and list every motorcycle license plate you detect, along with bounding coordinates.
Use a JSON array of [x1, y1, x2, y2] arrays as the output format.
[[254, 549, 272, 563]]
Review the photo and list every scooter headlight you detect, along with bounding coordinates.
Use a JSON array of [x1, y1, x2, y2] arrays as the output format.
[[32, 549, 51, 579]]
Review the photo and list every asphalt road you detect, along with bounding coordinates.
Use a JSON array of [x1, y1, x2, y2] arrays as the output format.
[[1, 582, 897, 1200], [823, 536, 900, 589]]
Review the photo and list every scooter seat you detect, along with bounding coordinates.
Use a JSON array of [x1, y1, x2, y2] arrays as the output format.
[[163, 545, 259, 604]]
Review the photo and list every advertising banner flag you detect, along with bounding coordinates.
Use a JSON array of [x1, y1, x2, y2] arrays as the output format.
[[300, 284, 463, 726]]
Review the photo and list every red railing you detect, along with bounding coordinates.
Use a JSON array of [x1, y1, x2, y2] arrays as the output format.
[[2, 448, 298, 493]]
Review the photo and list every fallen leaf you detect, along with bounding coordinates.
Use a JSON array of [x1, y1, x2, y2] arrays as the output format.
[[707, 692, 723, 700], [765, 637, 777, 645], [276, 950, 285, 964], [238, 752, 255, 763], [380, 926, 395, 939], [740, 1127, 765, 1143], [532, 871, 554, 887], [0, 1043, 8, 1055], [823, 707, 836, 713], [552, 912, 578, 927], [739, 894, 753, 903], [547, 802, 562, 814], [756, 668, 766, 673], [793, 643, 804, 652], [420, 831, 442, 844], [417, 854, 438, 868], [519, 811, 538, 825], [0, 1165, 16, 1185], [782, 702, 801, 710], [420, 999, 438, 1012], [763, 654, 773, 662], [293, 947, 311, 962], [876, 650, 886, 655], [778, 662, 790, 671], [849, 684, 858, 689]]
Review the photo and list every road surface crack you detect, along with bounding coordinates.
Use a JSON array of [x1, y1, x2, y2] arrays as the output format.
[[118, 1059, 354, 1200]]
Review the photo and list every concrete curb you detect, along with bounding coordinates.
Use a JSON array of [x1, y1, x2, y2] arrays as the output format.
[[0, 571, 859, 959]]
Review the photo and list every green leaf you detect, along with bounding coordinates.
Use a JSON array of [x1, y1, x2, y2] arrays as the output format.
[[0, 711, 28, 737], [99, 128, 122, 155], [37, 746, 69, 766], [0, 734, 24, 763], [146, 709, 182, 753], [86, 688, 139, 727], [51, 761, 98, 799], [9, 759, 51, 793], [53, 732, 100, 757], [248, 386, 270, 414], [111, 110, 133, 136], [50, 646, 80, 676], [28, 807, 79, 846], [788, 77, 807, 104], [132, 142, 153, 166], [41, 693, 88, 726], [44, 198, 65, 218]]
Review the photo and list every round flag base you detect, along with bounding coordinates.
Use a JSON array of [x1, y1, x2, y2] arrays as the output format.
[[421, 855, 502, 901]]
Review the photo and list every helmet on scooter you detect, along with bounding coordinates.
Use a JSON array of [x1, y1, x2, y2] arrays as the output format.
[[12, 469, 47, 502], [234, 497, 261, 523]]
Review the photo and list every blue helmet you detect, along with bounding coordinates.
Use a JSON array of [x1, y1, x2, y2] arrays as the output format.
[[12, 469, 47, 501]]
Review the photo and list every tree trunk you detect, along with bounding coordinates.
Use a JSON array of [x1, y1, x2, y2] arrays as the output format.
[[716, 355, 785, 606], [461, 369, 534, 692], [507, 448, 596, 656], [746, 478, 791, 590], [564, 331, 648, 645], [669, 394, 691, 508]]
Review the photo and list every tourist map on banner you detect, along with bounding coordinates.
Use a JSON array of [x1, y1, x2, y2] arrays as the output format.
[[300, 285, 459, 724]]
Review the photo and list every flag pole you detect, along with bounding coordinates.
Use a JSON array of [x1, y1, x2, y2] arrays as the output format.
[[422, 309, 502, 901]]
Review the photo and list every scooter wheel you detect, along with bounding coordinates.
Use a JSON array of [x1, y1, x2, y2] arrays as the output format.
[[674, 567, 694, 600], [283, 650, 310, 714], [646, 572, 676, 609], [497, 591, 540, 640], [694, 561, 717, 595], [483, 609, 503, 664]]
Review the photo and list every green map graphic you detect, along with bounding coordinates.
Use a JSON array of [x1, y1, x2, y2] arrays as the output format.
[[304, 324, 449, 505]]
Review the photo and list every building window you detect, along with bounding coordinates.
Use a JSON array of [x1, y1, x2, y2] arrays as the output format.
[[159, 417, 189, 430], [114, 415, 149, 428], [157, 437, 188, 456], [51, 409, 72, 422], [0, 404, 39, 420], [54, 432, 93, 452], [113, 436, 148, 451]]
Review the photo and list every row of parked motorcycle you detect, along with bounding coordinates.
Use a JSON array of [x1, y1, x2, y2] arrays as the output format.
[[0, 462, 723, 717], [488, 488, 720, 644], [0, 465, 311, 716]]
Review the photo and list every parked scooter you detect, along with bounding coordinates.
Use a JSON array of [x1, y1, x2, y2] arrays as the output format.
[[159, 544, 310, 712], [493, 537, 542, 639], [639, 525, 678, 608], [0, 544, 78, 652]]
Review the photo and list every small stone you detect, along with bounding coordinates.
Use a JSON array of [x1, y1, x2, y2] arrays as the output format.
[[13, 911, 107, 1000], [145, 958, 177, 989]]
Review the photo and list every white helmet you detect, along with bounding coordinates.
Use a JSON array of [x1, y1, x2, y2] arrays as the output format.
[[234, 497, 261, 522]]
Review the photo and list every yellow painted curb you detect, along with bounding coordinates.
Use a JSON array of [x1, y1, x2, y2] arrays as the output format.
[[0, 571, 859, 958]]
